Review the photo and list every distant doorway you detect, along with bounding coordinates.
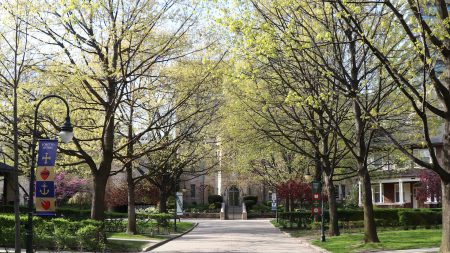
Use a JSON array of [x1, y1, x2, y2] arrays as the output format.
[[228, 186, 240, 206], [412, 185, 418, 208]]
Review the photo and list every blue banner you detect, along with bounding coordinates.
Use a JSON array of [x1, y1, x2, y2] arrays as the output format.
[[35, 181, 55, 198], [37, 139, 58, 166], [36, 139, 58, 216]]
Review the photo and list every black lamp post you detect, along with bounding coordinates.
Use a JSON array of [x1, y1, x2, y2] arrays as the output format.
[[321, 193, 326, 242], [305, 167, 325, 242], [26, 95, 73, 253]]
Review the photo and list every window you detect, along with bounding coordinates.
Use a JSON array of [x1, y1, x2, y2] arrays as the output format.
[[373, 184, 381, 203], [190, 184, 196, 198], [394, 184, 404, 203], [334, 185, 339, 199], [341, 185, 346, 199], [413, 149, 431, 164], [373, 154, 383, 167]]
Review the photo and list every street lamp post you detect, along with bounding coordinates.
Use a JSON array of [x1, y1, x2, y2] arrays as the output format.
[[306, 168, 325, 242], [26, 95, 73, 253], [321, 194, 326, 242]]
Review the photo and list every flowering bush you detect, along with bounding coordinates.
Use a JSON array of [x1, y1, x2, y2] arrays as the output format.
[[416, 170, 441, 203], [55, 172, 88, 205], [105, 179, 160, 208]]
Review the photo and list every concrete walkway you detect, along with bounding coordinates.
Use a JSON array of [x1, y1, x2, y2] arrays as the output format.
[[150, 219, 322, 253]]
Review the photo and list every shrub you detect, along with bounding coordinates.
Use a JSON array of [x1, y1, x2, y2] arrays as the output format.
[[243, 196, 258, 210], [54, 207, 127, 220], [374, 209, 400, 226], [337, 209, 364, 221], [243, 195, 258, 203], [277, 208, 442, 230], [76, 224, 106, 252], [53, 218, 78, 250], [34, 219, 54, 249], [399, 210, 442, 229], [0, 214, 17, 247], [104, 218, 127, 232], [278, 211, 313, 228], [0, 214, 107, 250], [249, 204, 271, 214], [208, 195, 223, 204]]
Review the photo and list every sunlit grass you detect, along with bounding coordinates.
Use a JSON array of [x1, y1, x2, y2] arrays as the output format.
[[312, 229, 441, 253]]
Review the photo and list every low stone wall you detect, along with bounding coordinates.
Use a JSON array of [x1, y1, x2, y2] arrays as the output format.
[[181, 212, 220, 219]]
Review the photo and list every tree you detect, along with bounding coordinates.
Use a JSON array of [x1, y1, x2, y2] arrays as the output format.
[[330, 0, 450, 250], [29, 0, 202, 220], [276, 179, 312, 210], [0, 1, 36, 252]]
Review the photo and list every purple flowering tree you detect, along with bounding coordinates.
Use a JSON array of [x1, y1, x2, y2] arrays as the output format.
[[55, 171, 88, 205]]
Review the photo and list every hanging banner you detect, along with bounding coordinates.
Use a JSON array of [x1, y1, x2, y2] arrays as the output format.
[[35, 139, 58, 216], [311, 180, 322, 214], [176, 192, 183, 215]]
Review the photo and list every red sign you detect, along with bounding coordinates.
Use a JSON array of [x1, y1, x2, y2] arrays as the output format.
[[313, 193, 321, 200]]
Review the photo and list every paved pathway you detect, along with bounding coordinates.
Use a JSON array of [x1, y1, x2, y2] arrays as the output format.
[[151, 219, 322, 253]]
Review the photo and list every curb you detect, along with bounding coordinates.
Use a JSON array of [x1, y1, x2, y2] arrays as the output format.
[[276, 226, 331, 253], [142, 223, 199, 252], [309, 243, 332, 253]]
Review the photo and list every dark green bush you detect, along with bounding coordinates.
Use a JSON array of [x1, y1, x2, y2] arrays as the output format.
[[243, 196, 258, 210], [278, 211, 313, 228], [249, 204, 271, 214], [243, 196, 258, 202], [374, 209, 400, 226], [277, 208, 442, 230], [208, 195, 223, 204], [337, 209, 364, 221], [399, 210, 441, 229]]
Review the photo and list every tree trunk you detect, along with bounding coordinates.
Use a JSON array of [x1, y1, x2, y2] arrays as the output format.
[[13, 81, 21, 253], [126, 166, 136, 234], [441, 181, 450, 253], [324, 176, 340, 236], [91, 174, 108, 220], [90, 82, 116, 220], [360, 170, 379, 243], [440, 118, 450, 253], [284, 198, 290, 212], [159, 191, 168, 213], [126, 95, 137, 234]]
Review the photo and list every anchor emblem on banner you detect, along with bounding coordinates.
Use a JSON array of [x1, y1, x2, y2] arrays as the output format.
[[40, 182, 50, 196]]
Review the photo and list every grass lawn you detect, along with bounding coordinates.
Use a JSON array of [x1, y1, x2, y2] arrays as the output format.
[[173, 221, 196, 233], [107, 240, 150, 252], [107, 232, 161, 240], [312, 229, 442, 253], [105, 222, 196, 252]]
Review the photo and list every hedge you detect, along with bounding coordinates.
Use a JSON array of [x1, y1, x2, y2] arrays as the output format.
[[0, 214, 105, 251], [243, 196, 258, 210], [278, 211, 313, 228], [208, 195, 223, 204], [277, 208, 442, 229], [399, 210, 442, 229], [0, 206, 127, 220]]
